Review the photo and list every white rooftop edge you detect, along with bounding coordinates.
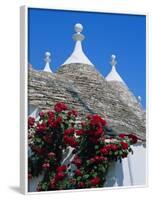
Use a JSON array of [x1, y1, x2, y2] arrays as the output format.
[[106, 55, 125, 84], [43, 52, 53, 73], [62, 23, 94, 66]]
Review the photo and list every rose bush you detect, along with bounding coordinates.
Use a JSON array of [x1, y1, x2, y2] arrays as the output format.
[[28, 102, 138, 191]]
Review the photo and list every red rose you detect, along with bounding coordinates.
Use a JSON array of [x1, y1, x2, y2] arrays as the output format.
[[56, 165, 67, 172], [47, 111, 55, 118], [119, 134, 126, 138], [36, 122, 47, 132], [90, 157, 96, 164], [76, 129, 84, 136], [72, 156, 82, 167], [90, 176, 101, 186], [78, 182, 85, 188], [64, 128, 75, 136], [75, 169, 83, 176], [128, 134, 138, 144], [89, 114, 106, 127], [54, 102, 68, 113], [28, 117, 35, 128], [94, 126, 103, 137], [42, 163, 50, 169], [122, 152, 128, 158], [111, 144, 118, 151], [32, 146, 45, 155], [48, 152, 56, 159], [68, 109, 78, 117], [121, 141, 129, 150], [48, 116, 62, 128], [55, 172, 65, 181], [43, 135, 52, 144], [39, 111, 44, 118], [100, 147, 109, 155], [64, 135, 78, 148], [89, 137, 98, 144]]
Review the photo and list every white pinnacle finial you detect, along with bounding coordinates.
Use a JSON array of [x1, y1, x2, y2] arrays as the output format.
[[110, 54, 117, 67], [62, 23, 93, 66], [73, 23, 85, 41], [43, 51, 53, 73], [106, 54, 125, 83], [74, 23, 83, 33]]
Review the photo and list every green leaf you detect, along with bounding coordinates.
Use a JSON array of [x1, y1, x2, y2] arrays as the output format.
[[83, 174, 90, 179], [95, 145, 99, 150], [77, 176, 81, 181]]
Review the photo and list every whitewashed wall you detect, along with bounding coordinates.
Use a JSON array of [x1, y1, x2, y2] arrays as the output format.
[[104, 144, 146, 187]]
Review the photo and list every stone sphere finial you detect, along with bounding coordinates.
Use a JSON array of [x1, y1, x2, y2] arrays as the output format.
[[111, 54, 116, 60], [44, 51, 51, 63], [74, 23, 83, 33], [110, 54, 117, 67], [45, 52, 51, 57]]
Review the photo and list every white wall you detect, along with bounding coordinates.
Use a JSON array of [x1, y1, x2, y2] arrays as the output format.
[[104, 144, 146, 187]]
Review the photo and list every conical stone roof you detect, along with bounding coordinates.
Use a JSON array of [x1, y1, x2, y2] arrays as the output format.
[[28, 62, 145, 140], [106, 55, 145, 124]]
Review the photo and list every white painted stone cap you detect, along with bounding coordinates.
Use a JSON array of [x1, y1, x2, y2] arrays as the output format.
[[43, 51, 53, 73], [106, 54, 125, 83], [62, 23, 94, 66]]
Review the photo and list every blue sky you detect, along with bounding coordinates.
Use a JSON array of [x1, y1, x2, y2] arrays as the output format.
[[28, 8, 146, 108]]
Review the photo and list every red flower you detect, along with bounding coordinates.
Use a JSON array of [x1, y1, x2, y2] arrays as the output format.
[[43, 135, 52, 144], [39, 111, 44, 118], [89, 114, 106, 127], [36, 123, 47, 132], [56, 165, 67, 172], [128, 134, 138, 144], [100, 147, 109, 155], [48, 152, 56, 159], [64, 135, 78, 148], [94, 126, 103, 137], [47, 111, 55, 118], [119, 134, 126, 138], [64, 128, 75, 135], [75, 169, 83, 176], [122, 152, 128, 158], [90, 176, 101, 186], [32, 146, 45, 155], [77, 182, 85, 188], [68, 109, 78, 117], [89, 137, 99, 144], [72, 156, 82, 167], [28, 117, 35, 128], [48, 116, 62, 128], [54, 102, 68, 113], [42, 163, 50, 169], [110, 144, 118, 151], [90, 156, 106, 164], [76, 129, 84, 136], [121, 141, 129, 150], [56, 116, 62, 124], [55, 172, 65, 181]]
